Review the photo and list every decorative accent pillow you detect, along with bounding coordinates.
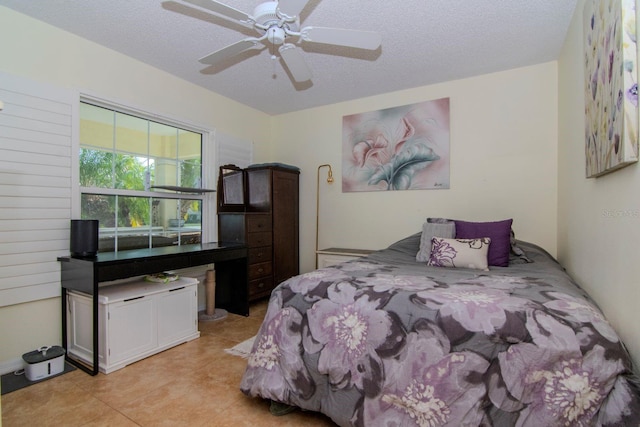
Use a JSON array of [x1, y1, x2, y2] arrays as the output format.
[[416, 221, 456, 262], [427, 237, 491, 271], [454, 219, 513, 267]]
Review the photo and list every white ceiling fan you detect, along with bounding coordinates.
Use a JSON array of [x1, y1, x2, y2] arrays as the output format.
[[167, 0, 382, 83]]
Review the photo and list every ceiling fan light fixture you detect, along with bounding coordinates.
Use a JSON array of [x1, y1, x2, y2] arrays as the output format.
[[267, 26, 286, 45]]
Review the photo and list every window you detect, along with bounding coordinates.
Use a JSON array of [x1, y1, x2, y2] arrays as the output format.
[[79, 101, 207, 252]]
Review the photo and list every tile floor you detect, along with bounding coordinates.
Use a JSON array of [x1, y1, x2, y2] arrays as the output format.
[[1, 301, 337, 426]]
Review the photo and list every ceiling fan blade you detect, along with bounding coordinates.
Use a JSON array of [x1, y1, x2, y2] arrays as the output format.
[[181, 0, 252, 23], [199, 38, 262, 65], [300, 27, 382, 50], [279, 44, 312, 82], [277, 0, 310, 19]]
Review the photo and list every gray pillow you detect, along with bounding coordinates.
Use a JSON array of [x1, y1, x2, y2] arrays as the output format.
[[427, 217, 453, 224], [416, 220, 456, 262], [510, 229, 533, 264]]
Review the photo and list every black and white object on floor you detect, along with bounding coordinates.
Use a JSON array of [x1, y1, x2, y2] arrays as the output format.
[[22, 346, 66, 381]]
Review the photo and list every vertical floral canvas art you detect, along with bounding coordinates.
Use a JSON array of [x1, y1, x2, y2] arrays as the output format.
[[342, 98, 450, 192], [584, 0, 639, 177]]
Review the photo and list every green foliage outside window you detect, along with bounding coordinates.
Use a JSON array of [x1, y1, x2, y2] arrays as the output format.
[[80, 148, 150, 227]]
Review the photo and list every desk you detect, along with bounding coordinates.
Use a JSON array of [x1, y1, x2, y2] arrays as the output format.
[[58, 242, 247, 375]]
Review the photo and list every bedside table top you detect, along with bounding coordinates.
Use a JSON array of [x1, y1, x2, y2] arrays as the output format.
[[317, 247, 376, 256]]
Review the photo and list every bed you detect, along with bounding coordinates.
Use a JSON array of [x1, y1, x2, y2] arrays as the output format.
[[240, 227, 640, 426]]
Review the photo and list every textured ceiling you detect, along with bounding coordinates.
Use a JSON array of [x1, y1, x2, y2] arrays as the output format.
[[0, 0, 578, 115]]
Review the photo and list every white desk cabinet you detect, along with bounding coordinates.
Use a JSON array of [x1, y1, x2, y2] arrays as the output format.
[[157, 285, 198, 347], [316, 248, 375, 268], [67, 277, 199, 374]]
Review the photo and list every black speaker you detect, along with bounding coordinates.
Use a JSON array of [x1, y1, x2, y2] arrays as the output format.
[[70, 219, 99, 257]]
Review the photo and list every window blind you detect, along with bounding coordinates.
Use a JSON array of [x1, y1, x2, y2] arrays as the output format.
[[0, 72, 74, 307]]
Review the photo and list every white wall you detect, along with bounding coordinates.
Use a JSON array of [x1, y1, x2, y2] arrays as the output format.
[[0, 7, 271, 370], [558, 0, 640, 368], [272, 62, 559, 274]]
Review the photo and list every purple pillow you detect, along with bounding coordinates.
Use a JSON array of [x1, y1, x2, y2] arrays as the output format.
[[454, 219, 513, 267]]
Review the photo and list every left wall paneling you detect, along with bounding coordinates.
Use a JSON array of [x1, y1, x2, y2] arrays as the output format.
[[0, 71, 74, 307]]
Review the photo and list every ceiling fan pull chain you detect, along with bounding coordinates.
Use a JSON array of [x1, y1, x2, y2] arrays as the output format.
[[269, 39, 278, 79], [272, 53, 278, 79]]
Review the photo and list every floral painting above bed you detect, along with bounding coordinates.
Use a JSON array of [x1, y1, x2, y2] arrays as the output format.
[[342, 98, 450, 192], [583, 0, 639, 177]]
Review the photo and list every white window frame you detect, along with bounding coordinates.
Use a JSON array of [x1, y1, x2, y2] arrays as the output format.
[[74, 95, 217, 246]]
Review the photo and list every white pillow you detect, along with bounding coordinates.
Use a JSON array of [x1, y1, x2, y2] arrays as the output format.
[[416, 221, 456, 262], [427, 237, 491, 271]]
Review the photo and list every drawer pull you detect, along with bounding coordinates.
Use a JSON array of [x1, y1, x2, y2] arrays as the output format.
[[258, 282, 265, 288], [258, 268, 264, 273], [124, 296, 144, 302], [169, 287, 185, 292]]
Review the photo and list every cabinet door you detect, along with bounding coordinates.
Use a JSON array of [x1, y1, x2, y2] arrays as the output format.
[[106, 296, 156, 365], [273, 169, 299, 284], [157, 286, 197, 347], [67, 292, 95, 364], [247, 168, 272, 212], [218, 213, 245, 243]]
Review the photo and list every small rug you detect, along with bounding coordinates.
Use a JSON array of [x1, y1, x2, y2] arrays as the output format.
[[224, 336, 256, 358], [1, 362, 76, 395]]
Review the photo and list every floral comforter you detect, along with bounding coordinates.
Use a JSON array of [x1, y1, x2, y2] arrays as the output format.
[[240, 239, 640, 426]]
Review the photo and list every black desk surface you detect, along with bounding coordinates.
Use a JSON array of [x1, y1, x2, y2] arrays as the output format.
[[59, 241, 248, 292], [65, 242, 246, 264]]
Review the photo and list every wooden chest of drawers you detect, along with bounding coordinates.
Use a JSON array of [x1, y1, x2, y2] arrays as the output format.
[[218, 165, 299, 302], [247, 214, 273, 299]]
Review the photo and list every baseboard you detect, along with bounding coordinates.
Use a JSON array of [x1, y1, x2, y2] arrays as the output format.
[[0, 357, 24, 376]]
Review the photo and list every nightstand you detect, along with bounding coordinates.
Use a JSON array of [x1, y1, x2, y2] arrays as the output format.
[[316, 247, 375, 268]]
